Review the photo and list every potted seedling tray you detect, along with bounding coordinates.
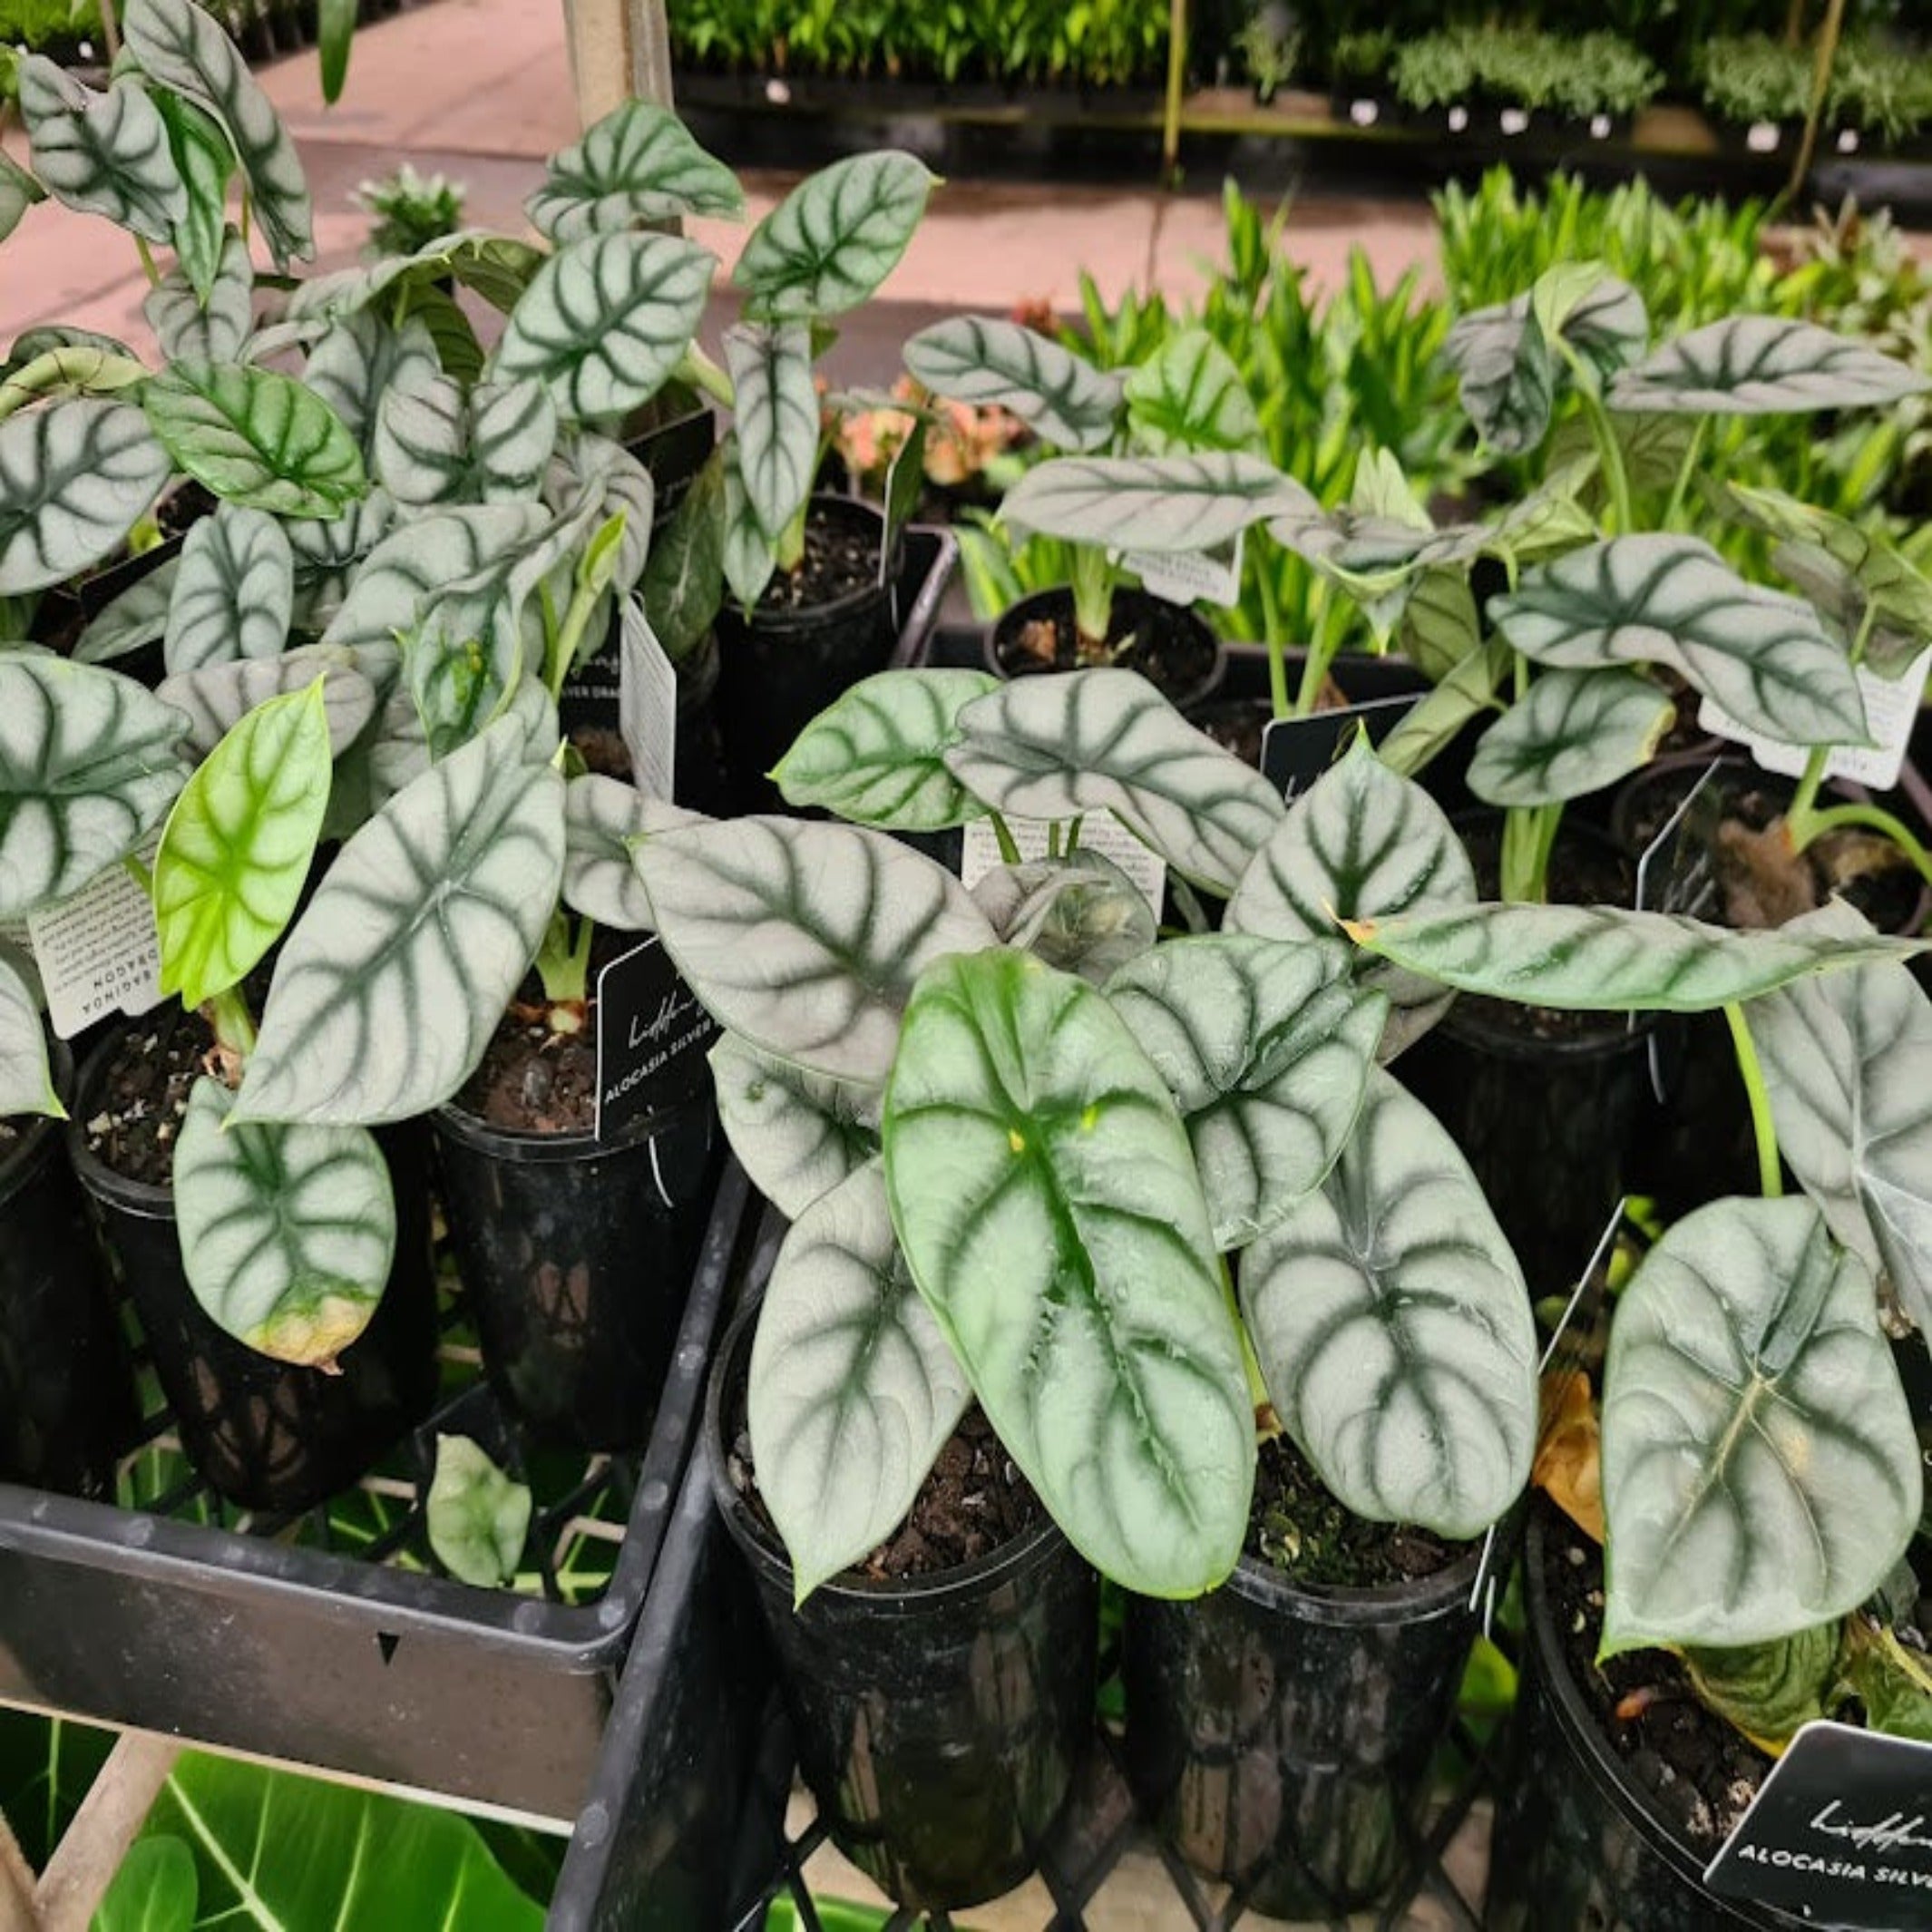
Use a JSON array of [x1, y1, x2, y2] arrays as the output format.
[[0, 1158, 756, 1828]]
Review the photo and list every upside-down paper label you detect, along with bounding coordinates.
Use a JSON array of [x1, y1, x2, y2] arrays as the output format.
[[1126, 532, 1244, 610], [1699, 648, 1932, 793], [24, 849, 163, 1039], [958, 811, 1166, 917]]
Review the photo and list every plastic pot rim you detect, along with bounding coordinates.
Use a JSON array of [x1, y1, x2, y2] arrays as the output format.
[[987, 584, 1225, 710], [433, 1076, 713, 1165], [1213, 1508, 1497, 1628], [64, 1028, 176, 1221], [732, 495, 901, 639]]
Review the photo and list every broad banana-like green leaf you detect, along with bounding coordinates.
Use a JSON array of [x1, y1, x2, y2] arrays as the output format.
[[153, 681, 329, 1007], [527, 99, 744, 242], [749, 1159, 968, 1598], [303, 311, 438, 460], [1751, 901, 1932, 1338], [162, 502, 293, 672], [1107, 935, 1386, 1249], [971, 850, 1156, 987], [0, 398, 171, 596], [0, 151, 46, 245], [0, 951, 60, 1118], [0, 653, 187, 918], [1351, 900, 1927, 1012], [374, 376, 556, 508], [773, 668, 998, 830], [143, 227, 253, 366], [153, 92, 232, 304], [1468, 667, 1675, 808], [74, 555, 180, 664], [720, 442, 776, 610], [1491, 535, 1869, 749], [734, 151, 932, 320], [1601, 1195, 1920, 1652], [561, 772, 665, 931], [724, 321, 817, 542], [425, 1435, 532, 1587], [1243, 1068, 1537, 1537], [1000, 452, 1297, 553], [123, 0, 315, 268], [709, 1030, 879, 1218], [903, 315, 1121, 453], [156, 642, 377, 759], [93, 1836, 194, 1932], [174, 1076, 395, 1366], [1682, 1626, 1839, 1752], [883, 947, 1253, 1596], [141, 362, 366, 518], [233, 714, 566, 1126], [641, 448, 725, 661], [634, 815, 994, 1084], [1224, 738, 1476, 1059], [946, 669, 1284, 894], [494, 231, 713, 423], [1123, 327, 1260, 454], [1610, 316, 1928, 416], [17, 57, 184, 243]]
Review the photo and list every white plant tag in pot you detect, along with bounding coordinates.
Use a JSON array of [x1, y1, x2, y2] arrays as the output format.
[[1127, 532, 1243, 610], [24, 844, 164, 1040], [960, 812, 1166, 916], [619, 597, 678, 803], [1698, 649, 1932, 793]]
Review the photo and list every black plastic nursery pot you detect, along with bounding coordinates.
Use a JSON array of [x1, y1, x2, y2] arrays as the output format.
[[989, 585, 1225, 714], [1123, 1538, 1485, 1918], [706, 1302, 1100, 1913], [0, 1044, 140, 1500]]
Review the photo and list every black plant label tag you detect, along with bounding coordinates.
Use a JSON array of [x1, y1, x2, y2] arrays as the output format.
[[593, 938, 717, 1141], [1261, 694, 1420, 803], [1705, 1721, 1932, 1925]]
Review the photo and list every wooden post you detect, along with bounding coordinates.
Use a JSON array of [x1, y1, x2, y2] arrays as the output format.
[[1160, 0, 1187, 183], [561, 0, 677, 130], [1782, 0, 1847, 210]]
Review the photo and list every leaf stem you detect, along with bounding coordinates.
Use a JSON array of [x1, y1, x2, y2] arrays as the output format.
[[989, 811, 1021, 866], [1660, 417, 1710, 534], [675, 345, 735, 410], [201, 988, 258, 1074], [1789, 801, 1932, 896], [133, 236, 162, 289], [1724, 1002, 1782, 1199], [1255, 557, 1289, 718], [1576, 384, 1633, 537], [1292, 631, 1338, 721]]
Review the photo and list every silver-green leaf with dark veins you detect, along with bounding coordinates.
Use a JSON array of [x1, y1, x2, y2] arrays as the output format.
[[73, 555, 179, 665], [1610, 316, 1929, 416], [972, 850, 1156, 987], [157, 642, 378, 760], [0, 951, 60, 1118], [143, 227, 254, 366], [734, 151, 933, 321], [0, 399, 171, 598], [903, 315, 1122, 453], [725, 320, 818, 543], [163, 502, 294, 672], [710, 1029, 880, 1220], [1467, 667, 1675, 808], [17, 58, 185, 243], [561, 773, 666, 932], [1000, 452, 1298, 555], [526, 98, 745, 242]]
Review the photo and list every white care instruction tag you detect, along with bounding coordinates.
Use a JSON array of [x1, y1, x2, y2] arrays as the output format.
[[618, 596, 678, 803], [25, 850, 163, 1040], [959, 812, 1166, 917], [1699, 648, 1932, 793], [1124, 532, 1243, 611]]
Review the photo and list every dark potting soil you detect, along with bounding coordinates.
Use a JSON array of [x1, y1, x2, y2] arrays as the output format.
[[1247, 1431, 1470, 1589], [1544, 1510, 1771, 1850], [456, 1006, 600, 1136], [753, 506, 883, 615], [996, 597, 1215, 704], [83, 1009, 219, 1186], [1196, 697, 1270, 767], [732, 1406, 1044, 1583]]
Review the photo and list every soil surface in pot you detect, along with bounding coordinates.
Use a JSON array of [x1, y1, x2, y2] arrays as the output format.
[[1248, 1431, 1470, 1587], [998, 595, 1215, 703], [83, 1010, 220, 1186], [751, 504, 883, 615], [731, 1405, 1043, 1582]]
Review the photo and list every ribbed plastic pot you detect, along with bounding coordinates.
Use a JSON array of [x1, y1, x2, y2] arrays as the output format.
[[0, 1043, 139, 1499], [706, 1303, 1098, 1913], [432, 1091, 720, 1451], [1124, 1538, 1482, 1917], [64, 1033, 441, 1515], [1486, 1509, 1795, 1930], [988, 586, 1225, 714]]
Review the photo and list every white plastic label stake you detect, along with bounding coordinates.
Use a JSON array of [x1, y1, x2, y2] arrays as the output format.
[[1698, 648, 1931, 793], [1126, 532, 1243, 610], [25, 853, 163, 1040], [959, 812, 1166, 917], [619, 598, 678, 803]]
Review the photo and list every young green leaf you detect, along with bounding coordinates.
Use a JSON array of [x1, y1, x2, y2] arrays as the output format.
[[156, 643, 378, 759], [972, 851, 1157, 987], [73, 555, 180, 665], [173, 1076, 395, 1368], [0, 951, 61, 1118], [152, 92, 234, 304], [1467, 667, 1675, 807], [16, 58, 186, 243], [426, 1435, 533, 1588], [400, 572, 546, 761], [526, 99, 745, 242], [143, 227, 253, 366], [749, 1159, 968, 1600], [0, 399, 171, 597], [725, 320, 818, 542], [903, 315, 1122, 453], [1000, 452, 1297, 553], [1243, 1069, 1537, 1538], [374, 376, 557, 508], [709, 1030, 880, 1219], [883, 948, 1254, 1597], [1124, 327, 1260, 455], [1601, 1196, 1920, 1653], [154, 681, 331, 1009], [1107, 935, 1386, 1249], [162, 502, 294, 672], [947, 669, 1285, 894], [734, 151, 933, 320], [1610, 316, 1928, 416]]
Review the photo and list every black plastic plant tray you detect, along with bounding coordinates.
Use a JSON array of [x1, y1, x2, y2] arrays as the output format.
[[0, 1158, 756, 1828]]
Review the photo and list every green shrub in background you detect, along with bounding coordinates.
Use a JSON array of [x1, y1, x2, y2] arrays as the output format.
[[0, 0, 100, 47], [1390, 24, 1661, 118]]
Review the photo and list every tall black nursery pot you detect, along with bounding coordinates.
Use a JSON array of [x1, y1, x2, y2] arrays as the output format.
[[713, 495, 901, 813], [64, 1033, 441, 1516], [0, 1044, 140, 1499], [989, 585, 1225, 715], [432, 1090, 720, 1452], [1486, 1508, 1794, 1930], [1124, 1539, 1483, 1917], [707, 1303, 1098, 1913]]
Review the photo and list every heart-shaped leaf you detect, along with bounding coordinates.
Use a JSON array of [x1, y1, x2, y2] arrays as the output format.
[[156, 642, 378, 760], [709, 1030, 880, 1219], [633, 815, 995, 1084], [1243, 1068, 1537, 1537], [1601, 1196, 1921, 1652], [494, 231, 713, 423], [1123, 327, 1260, 455], [561, 772, 668, 931], [153, 91, 233, 304], [749, 1159, 968, 1598], [375, 376, 557, 508], [1224, 737, 1476, 1059], [0, 951, 60, 1118], [304, 311, 439, 460], [1350, 901, 1927, 1012], [1107, 935, 1386, 1249], [1610, 316, 1928, 416], [1000, 452, 1297, 553], [162, 501, 293, 672], [903, 315, 1122, 453], [174, 1075, 395, 1366], [234, 714, 566, 1126], [883, 947, 1253, 1596], [154, 680, 330, 1007], [734, 151, 932, 321], [0, 653, 187, 918], [1491, 536, 1869, 749], [141, 362, 366, 518], [0, 151, 47, 245], [143, 226, 253, 365], [74, 554, 181, 664], [17, 58, 185, 243], [123, 0, 314, 268], [971, 850, 1156, 986], [773, 668, 999, 830], [1468, 667, 1675, 808], [425, 1436, 532, 1588], [527, 99, 744, 243], [724, 320, 817, 542], [947, 669, 1284, 895], [0, 398, 171, 596]]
